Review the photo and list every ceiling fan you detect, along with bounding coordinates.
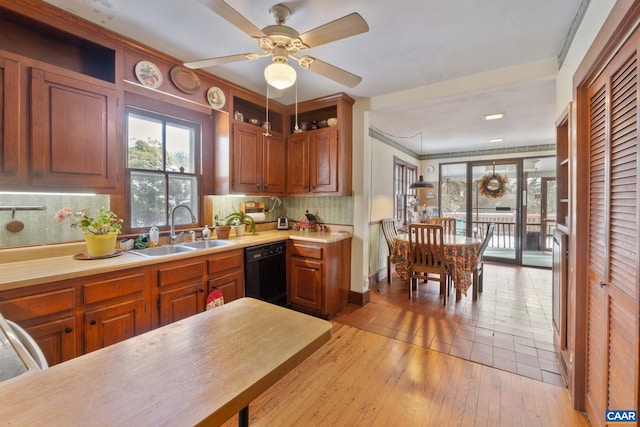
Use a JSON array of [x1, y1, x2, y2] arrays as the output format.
[[183, 0, 369, 89]]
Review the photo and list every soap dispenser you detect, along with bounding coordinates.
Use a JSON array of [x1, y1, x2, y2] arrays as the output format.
[[202, 225, 211, 240], [149, 225, 159, 246]]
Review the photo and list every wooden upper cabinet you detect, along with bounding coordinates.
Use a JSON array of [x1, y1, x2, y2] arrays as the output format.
[[310, 129, 339, 193], [263, 132, 285, 195], [286, 132, 310, 193], [232, 121, 263, 194], [30, 67, 119, 191], [0, 54, 21, 185], [285, 93, 353, 196]]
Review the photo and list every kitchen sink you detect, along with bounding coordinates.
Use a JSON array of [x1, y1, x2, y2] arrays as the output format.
[[129, 245, 197, 257], [180, 240, 234, 249]]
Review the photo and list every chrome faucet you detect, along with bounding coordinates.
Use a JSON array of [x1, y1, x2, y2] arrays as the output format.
[[170, 204, 196, 244]]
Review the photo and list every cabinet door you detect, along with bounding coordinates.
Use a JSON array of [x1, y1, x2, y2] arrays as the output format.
[[30, 67, 118, 190], [23, 316, 76, 367], [287, 256, 323, 313], [232, 122, 263, 194], [310, 129, 339, 193], [84, 298, 146, 353], [263, 133, 286, 195], [286, 133, 309, 193], [0, 55, 20, 185], [208, 266, 244, 304], [158, 283, 206, 326]]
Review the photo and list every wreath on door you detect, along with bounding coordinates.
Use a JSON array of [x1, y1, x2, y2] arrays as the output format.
[[479, 173, 509, 198]]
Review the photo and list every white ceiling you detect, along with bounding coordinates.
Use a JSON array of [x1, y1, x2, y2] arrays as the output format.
[[42, 0, 583, 156]]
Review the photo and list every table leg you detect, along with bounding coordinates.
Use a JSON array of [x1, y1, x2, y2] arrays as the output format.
[[239, 406, 249, 427]]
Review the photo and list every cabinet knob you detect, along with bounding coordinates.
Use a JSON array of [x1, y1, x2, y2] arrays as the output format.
[[34, 171, 44, 178], [65, 327, 73, 333], [89, 320, 97, 325], [599, 280, 607, 288], [200, 288, 204, 293]]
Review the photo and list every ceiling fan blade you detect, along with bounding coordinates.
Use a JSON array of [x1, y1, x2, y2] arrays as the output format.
[[184, 53, 254, 69], [298, 13, 369, 48], [196, 0, 266, 39], [304, 57, 362, 88]]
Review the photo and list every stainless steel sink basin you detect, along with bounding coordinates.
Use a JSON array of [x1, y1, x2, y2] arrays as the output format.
[[179, 240, 233, 249], [129, 245, 197, 257]]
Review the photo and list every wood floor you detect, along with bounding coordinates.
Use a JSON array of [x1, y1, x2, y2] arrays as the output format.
[[221, 264, 590, 426]]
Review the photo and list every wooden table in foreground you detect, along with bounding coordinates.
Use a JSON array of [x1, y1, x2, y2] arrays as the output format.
[[0, 298, 332, 426]]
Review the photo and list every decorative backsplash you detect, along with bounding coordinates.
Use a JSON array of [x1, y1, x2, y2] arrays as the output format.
[[0, 194, 353, 248], [0, 194, 110, 247]]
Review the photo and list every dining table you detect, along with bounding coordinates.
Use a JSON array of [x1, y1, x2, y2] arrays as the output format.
[[390, 232, 482, 300]]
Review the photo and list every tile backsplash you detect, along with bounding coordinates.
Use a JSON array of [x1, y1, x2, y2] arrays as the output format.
[[0, 194, 110, 247], [0, 194, 353, 248]]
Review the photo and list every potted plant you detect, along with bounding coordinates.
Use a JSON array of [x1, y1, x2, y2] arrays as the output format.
[[224, 211, 256, 237], [213, 214, 231, 239], [55, 207, 123, 257]]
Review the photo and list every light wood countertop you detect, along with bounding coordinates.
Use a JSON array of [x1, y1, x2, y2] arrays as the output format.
[[0, 229, 352, 291], [0, 298, 332, 426]]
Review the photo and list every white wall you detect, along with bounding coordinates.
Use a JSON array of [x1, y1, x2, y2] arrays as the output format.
[[556, 0, 617, 115]]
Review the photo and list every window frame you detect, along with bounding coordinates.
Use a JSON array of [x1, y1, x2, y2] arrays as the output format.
[[124, 94, 208, 235], [393, 156, 418, 226]]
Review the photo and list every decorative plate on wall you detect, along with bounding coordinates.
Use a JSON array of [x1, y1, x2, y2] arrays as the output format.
[[206, 86, 226, 109], [134, 61, 162, 89], [170, 66, 201, 94]]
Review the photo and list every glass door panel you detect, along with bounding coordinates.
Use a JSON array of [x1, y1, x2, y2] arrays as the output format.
[[440, 163, 468, 235], [471, 162, 519, 263]]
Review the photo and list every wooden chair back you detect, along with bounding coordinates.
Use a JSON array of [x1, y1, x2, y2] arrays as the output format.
[[472, 222, 495, 300], [380, 218, 398, 252], [430, 217, 456, 235], [478, 223, 495, 261], [408, 223, 447, 302]]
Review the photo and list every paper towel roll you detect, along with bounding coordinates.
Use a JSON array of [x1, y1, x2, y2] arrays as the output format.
[[246, 212, 266, 223]]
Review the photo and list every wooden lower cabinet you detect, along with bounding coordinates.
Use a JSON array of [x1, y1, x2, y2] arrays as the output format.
[[81, 269, 150, 353], [0, 286, 77, 366], [287, 238, 351, 318], [155, 259, 206, 327], [206, 249, 244, 304]]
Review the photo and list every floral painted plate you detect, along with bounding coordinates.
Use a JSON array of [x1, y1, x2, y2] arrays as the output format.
[[207, 86, 226, 109], [135, 60, 163, 89]]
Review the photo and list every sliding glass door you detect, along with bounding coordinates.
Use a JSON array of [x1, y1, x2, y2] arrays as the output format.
[[440, 157, 555, 267], [471, 161, 519, 264]]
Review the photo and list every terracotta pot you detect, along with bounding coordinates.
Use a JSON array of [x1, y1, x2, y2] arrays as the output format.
[[214, 225, 231, 239], [84, 232, 118, 257]]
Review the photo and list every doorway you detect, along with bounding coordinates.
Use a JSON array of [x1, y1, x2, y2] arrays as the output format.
[[440, 157, 555, 267]]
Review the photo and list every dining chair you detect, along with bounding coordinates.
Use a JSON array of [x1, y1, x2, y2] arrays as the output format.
[[380, 218, 399, 283], [430, 217, 456, 235], [472, 223, 495, 300], [408, 223, 447, 303]]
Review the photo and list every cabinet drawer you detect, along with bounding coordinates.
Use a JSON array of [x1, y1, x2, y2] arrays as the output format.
[[158, 261, 204, 287], [0, 288, 75, 321], [207, 249, 243, 274], [83, 272, 146, 305], [288, 242, 324, 260]]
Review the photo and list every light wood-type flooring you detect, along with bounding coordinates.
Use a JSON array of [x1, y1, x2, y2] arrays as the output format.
[[222, 264, 590, 426]]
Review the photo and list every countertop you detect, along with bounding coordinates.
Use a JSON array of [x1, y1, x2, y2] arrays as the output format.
[[0, 298, 332, 426], [0, 229, 352, 292]]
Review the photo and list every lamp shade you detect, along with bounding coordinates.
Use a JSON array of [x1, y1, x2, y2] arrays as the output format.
[[264, 62, 296, 89], [409, 175, 434, 189]]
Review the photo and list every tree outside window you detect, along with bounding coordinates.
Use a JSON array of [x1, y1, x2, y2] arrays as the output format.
[[393, 156, 417, 225]]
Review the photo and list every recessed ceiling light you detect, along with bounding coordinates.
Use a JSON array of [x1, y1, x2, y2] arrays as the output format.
[[484, 113, 504, 121], [489, 138, 504, 143]]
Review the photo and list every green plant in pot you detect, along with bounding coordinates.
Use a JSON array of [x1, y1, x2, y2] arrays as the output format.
[[213, 214, 231, 239], [224, 211, 256, 236]]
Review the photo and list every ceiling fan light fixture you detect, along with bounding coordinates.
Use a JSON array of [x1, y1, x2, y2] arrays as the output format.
[[264, 59, 296, 89]]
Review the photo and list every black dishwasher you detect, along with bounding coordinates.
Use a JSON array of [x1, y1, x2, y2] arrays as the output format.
[[244, 241, 287, 306]]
